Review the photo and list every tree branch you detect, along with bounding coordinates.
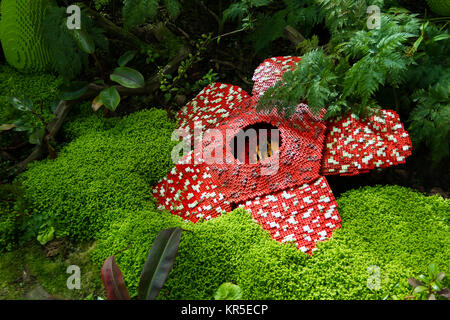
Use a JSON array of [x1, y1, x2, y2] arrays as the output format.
[[283, 25, 306, 47]]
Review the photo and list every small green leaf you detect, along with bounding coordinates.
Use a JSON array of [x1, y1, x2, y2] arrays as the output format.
[[99, 87, 121, 111], [436, 272, 445, 282], [414, 285, 428, 294], [429, 263, 438, 280], [214, 283, 243, 300], [92, 95, 104, 112], [118, 50, 137, 67], [29, 127, 45, 145], [8, 97, 32, 112], [110, 67, 145, 88], [431, 282, 442, 292], [60, 82, 89, 101], [72, 29, 95, 54], [12, 119, 33, 132]]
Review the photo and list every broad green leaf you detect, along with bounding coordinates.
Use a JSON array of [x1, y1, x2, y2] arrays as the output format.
[[138, 228, 183, 300], [72, 29, 95, 54], [29, 127, 45, 145], [110, 67, 145, 88], [99, 87, 121, 111], [60, 82, 89, 101], [0, 124, 16, 131], [428, 262, 438, 280], [12, 119, 33, 132], [214, 283, 243, 300], [414, 285, 428, 294], [101, 256, 131, 300], [436, 272, 445, 282], [118, 50, 137, 67], [431, 34, 450, 42], [8, 97, 32, 112]]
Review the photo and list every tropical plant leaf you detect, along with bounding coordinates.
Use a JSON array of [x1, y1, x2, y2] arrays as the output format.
[[428, 262, 438, 280], [101, 256, 131, 300], [110, 67, 145, 88], [118, 50, 137, 67], [29, 127, 45, 145], [92, 95, 104, 112], [8, 97, 32, 112], [137, 228, 183, 300], [59, 82, 89, 101], [408, 278, 425, 288], [72, 29, 96, 54], [438, 288, 450, 299], [99, 87, 121, 111]]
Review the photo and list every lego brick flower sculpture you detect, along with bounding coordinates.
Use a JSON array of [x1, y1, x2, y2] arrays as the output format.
[[153, 56, 412, 254]]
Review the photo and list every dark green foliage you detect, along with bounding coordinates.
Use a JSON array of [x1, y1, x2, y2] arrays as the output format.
[[426, 0, 450, 16], [137, 228, 183, 300], [223, 0, 321, 52], [0, 64, 62, 125], [91, 186, 449, 300], [0, 64, 62, 153], [0, 184, 23, 252], [409, 75, 450, 164], [257, 0, 449, 165], [18, 109, 177, 240], [41, 5, 108, 80], [122, 0, 180, 29], [258, 10, 420, 119]]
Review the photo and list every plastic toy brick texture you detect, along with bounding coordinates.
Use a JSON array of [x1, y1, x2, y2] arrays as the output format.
[[0, 0, 51, 72], [153, 56, 413, 254]]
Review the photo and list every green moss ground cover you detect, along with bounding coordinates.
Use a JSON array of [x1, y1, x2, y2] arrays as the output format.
[[91, 186, 449, 300], [18, 108, 177, 240], [0, 64, 62, 125], [2, 100, 448, 300]]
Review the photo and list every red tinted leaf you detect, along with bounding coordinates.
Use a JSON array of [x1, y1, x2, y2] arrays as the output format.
[[408, 277, 425, 288], [101, 256, 130, 300]]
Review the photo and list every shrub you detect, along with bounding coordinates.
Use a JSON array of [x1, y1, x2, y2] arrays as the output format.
[[92, 185, 449, 300], [0, 64, 62, 126], [18, 108, 177, 240]]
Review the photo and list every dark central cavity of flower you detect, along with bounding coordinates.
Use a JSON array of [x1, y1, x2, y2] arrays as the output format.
[[230, 122, 281, 164]]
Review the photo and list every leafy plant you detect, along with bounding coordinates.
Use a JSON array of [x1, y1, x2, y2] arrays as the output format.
[[41, 4, 108, 80], [60, 34, 145, 113], [122, 0, 181, 29], [100, 228, 184, 300], [407, 263, 450, 300], [214, 282, 243, 300], [223, 0, 321, 52], [409, 76, 450, 165], [258, 11, 420, 119], [36, 223, 55, 246]]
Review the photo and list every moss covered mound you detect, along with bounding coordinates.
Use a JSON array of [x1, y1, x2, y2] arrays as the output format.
[[19, 109, 177, 240], [91, 185, 449, 300]]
